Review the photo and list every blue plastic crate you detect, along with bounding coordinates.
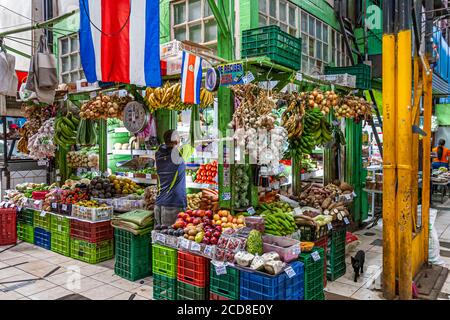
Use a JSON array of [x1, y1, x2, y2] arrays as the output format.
[[34, 227, 51, 250], [239, 261, 304, 300]]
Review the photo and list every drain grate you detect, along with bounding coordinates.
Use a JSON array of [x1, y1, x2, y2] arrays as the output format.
[[370, 239, 383, 246], [364, 232, 376, 236], [57, 294, 90, 300]]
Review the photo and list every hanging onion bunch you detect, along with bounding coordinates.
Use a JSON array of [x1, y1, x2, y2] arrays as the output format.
[[18, 104, 54, 154], [334, 96, 373, 122], [80, 94, 131, 120], [300, 89, 339, 115]]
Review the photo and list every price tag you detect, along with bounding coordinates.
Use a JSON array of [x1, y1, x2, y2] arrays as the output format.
[[294, 207, 302, 215], [204, 245, 213, 257], [40, 211, 46, 217], [37, 160, 47, 166], [284, 266, 296, 278], [89, 91, 97, 98], [51, 203, 57, 209], [222, 192, 231, 201], [34, 200, 40, 206], [145, 174, 152, 180], [127, 172, 134, 178], [56, 169, 60, 175], [246, 71, 255, 83], [180, 238, 190, 249], [56, 176, 61, 182], [293, 246, 301, 255], [156, 233, 166, 243], [191, 242, 201, 252], [17, 206, 22, 212], [295, 72, 302, 82], [215, 265, 227, 275], [61, 204, 67, 211], [58, 225, 62, 232], [327, 223, 333, 231], [311, 251, 321, 262], [247, 207, 256, 215], [344, 217, 350, 225]]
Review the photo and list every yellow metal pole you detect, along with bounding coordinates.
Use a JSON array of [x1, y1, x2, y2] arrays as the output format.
[[396, 0, 413, 299], [382, 0, 397, 300], [411, 57, 420, 233], [422, 64, 433, 262]]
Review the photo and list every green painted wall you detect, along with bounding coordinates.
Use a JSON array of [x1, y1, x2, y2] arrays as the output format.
[[240, 0, 259, 32], [290, 0, 341, 30], [160, 0, 171, 44]]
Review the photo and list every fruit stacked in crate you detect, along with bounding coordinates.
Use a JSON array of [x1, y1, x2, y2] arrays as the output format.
[[33, 210, 51, 250], [112, 210, 154, 281], [232, 230, 304, 300], [152, 244, 178, 300], [299, 247, 325, 300], [17, 208, 35, 243], [0, 207, 17, 245], [69, 200, 114, 264]]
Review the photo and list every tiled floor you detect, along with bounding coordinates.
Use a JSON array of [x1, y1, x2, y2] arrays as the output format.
[[0, 242, 152, 300], [1, 207, 450, 300]]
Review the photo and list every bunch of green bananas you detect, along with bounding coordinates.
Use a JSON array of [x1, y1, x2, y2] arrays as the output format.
[[54, 114, 79, 148], [258, 202, 297, 236], [313, 118, 333, 146]]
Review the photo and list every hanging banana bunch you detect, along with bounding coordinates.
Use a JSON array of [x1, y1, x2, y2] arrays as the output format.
[[145, 82, 215, 112]]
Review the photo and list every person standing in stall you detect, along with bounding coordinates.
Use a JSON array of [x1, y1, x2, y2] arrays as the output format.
[[154, 130, 187, 226], [432, 139, 450, 169]]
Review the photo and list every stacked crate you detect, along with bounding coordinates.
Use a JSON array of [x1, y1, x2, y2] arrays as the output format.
[[0, 207, 17, 245], [33, 210, 51, 250], [300, 224, 329, 287], [299, 248, 325, 300], [114, 228, 152, 281], [177, 251, 210, 300], [239, 261, 304, 300], [209, 264, 239, 300], [327, 226, 347, 281], [50, 214, 71, 256], [152, 244, 178, 300], [70, 219, 114, 264], [17, 208, 34, 243], [313, 236, 328, 287]]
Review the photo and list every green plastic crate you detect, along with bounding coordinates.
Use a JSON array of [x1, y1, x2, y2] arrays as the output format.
[[17, 208, 34, 225], [114, 229, 152, 281], [50, 214, 70, 235], [209, 264, 239, 300], [177, 281, 207, 300], [152, 244, 177, 278], [33, 210, 51, 231], [326, 226, 347, 281], [17, 223, 34, 243], [324, 63, 372, 89], [242, 25, 302, 70], [299, 248, 325, 300], [153, 273, 177, 300], [70, 238, 114, 264], [51, 232, 71, 257]]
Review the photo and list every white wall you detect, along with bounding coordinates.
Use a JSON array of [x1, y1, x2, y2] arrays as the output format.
[[57, 0, 78, 14], [0, 0, 32, 71]]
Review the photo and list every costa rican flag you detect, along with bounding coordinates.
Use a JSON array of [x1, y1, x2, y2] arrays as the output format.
[[181, 51, 202, 105], [79, 0, 161, 87]]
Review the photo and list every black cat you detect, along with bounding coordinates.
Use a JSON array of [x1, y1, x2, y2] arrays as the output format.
[[351, 250, 365, 282]]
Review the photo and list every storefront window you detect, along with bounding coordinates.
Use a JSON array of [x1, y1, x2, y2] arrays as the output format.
[[58, 33, 85, 83]]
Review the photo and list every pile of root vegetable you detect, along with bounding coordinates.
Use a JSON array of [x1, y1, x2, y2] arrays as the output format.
[[80, 94, 132, 120], [334, 95, 373, 122], [294, 181, 354, 224]]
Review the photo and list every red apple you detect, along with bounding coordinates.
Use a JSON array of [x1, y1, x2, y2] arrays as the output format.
[[205, 210, 213, 218], [177, 212, 186, 219], [198, 210, 205, 217], [193, 217, 202, 225], [185, 216, 192, 223], [210, 237, 218, 245], [213, 231, 221, 238], [186, 209, 193, 215], [215, 225, 222, 232], [205, 230, 212, 237], [202, 237, 210, 244]]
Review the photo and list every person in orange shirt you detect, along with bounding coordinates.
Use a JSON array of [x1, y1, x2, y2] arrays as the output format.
[[432, 139, 450, 169]]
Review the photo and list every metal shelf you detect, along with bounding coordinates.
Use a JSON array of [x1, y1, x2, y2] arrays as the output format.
[[187, 182, 218, 190], [111, 150, 155, 156]]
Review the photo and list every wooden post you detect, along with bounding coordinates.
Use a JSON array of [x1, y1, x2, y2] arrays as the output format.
[[382, 0, 397, 300]]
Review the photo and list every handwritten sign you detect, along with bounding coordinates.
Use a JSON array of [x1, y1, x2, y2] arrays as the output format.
[[215, 265, 227, 275], [344, 217, 350, 225], [327, 223, 333, 231], [156, 233, 166, 244], [191, 242, 201, 252], [311, 251, 321, 262], [247, 207, 256, 215]]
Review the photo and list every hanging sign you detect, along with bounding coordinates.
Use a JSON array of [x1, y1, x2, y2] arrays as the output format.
[[218, 63, 244, 86], [205, 68, 220, 92]]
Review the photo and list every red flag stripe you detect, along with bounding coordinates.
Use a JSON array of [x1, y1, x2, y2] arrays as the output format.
[[184, 53, 197, 104], [101, 0, 130, 83]]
